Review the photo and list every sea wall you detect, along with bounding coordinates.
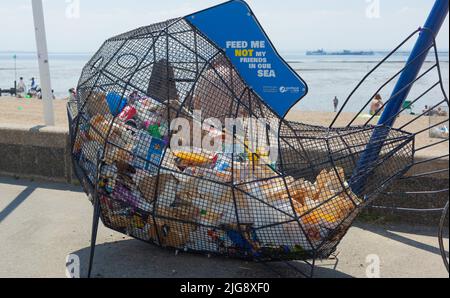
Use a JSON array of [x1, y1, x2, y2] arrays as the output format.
[[0, 124, 74, 184]]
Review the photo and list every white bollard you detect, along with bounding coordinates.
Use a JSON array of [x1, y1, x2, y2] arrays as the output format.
[[31, 0, 55, 126]]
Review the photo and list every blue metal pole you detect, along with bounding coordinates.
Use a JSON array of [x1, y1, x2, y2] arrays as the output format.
[[350, 0, 449, 196]]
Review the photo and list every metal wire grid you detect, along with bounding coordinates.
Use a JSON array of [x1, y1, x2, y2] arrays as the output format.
[[69, 19, 443, 264]]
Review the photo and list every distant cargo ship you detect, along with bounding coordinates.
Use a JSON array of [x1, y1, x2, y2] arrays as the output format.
[[306, 49, 375, 56]]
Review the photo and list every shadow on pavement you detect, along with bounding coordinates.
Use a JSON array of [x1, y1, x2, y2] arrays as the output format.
[[0, 176, 83, 223], [355, 222, 449, 258], [71, 239, 353, 279], [0, 185, 36, 224], [0, 176, 82, 193]]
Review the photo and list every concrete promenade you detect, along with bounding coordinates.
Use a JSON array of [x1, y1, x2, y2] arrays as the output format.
[[0, 177, 448, 278]]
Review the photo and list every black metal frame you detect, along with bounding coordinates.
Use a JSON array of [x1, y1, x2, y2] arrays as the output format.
[[439, 201, 449, 273], [68, 17, 448, 278]]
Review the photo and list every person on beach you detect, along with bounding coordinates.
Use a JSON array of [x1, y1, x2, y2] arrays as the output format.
[[437, 107, 448, 117], [423, 105, 430, 116], [68, 88, 77, 102], [333, 96, 339, 112], [30, 77, 36, 91], [370, 94, 384, 116], [17, 77, 26, 98]]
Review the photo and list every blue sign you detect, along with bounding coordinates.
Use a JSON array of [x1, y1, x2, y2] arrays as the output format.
[[185, 0, 308, 118]]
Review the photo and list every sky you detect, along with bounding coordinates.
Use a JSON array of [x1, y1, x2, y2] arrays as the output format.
[[0, 0, 448, 53]]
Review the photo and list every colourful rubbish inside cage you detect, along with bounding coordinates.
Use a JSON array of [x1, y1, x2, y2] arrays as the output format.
[[68, 0, 449, 277]]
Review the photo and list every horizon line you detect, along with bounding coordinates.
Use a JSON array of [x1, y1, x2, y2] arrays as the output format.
[[1, 49, 449, 55]]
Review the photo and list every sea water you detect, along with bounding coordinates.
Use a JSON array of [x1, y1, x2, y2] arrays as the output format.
[[284, 52, 449, 113], [0, 51, 448, 113], [0, 52, 90, 99]]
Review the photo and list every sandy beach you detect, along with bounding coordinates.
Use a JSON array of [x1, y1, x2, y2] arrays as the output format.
[[0, 96, 70, 128], [0, 96, 447, 158], [286, 110, 448, 158]]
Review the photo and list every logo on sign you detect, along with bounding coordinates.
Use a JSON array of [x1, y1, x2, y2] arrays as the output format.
[[279, 86, 300, 94]]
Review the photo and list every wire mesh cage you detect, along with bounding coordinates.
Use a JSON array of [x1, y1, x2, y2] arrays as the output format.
[[67, 1, 448, 274]]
